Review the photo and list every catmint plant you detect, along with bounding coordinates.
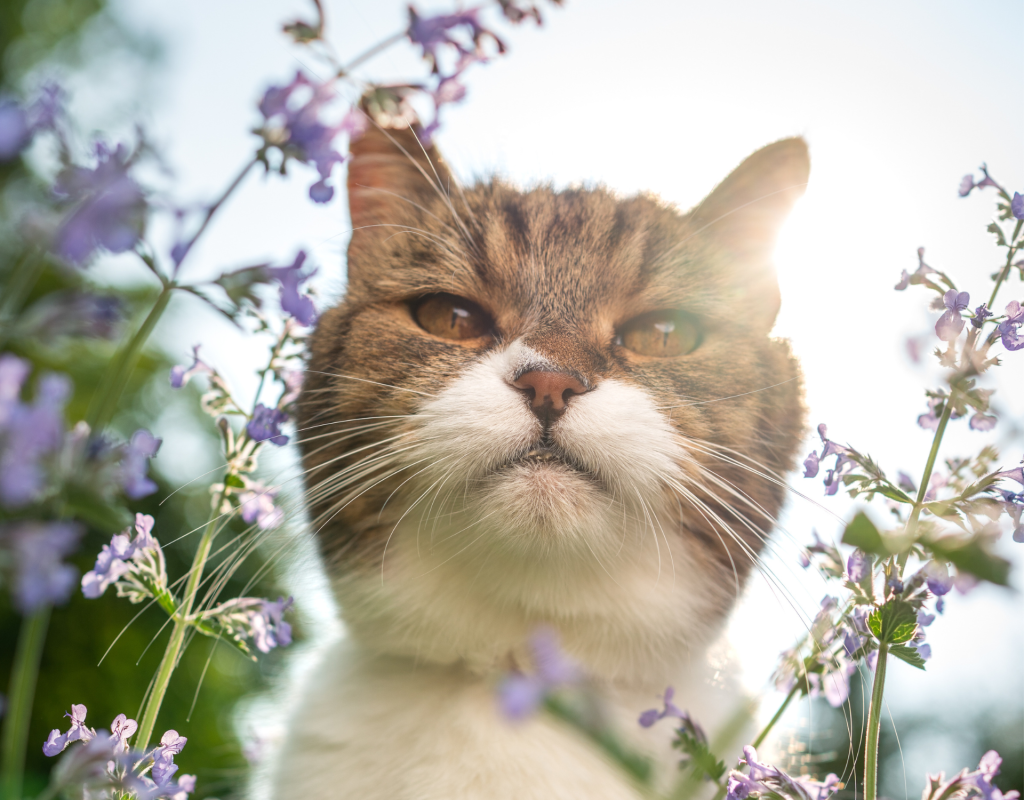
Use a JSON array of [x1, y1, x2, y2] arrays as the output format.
[[0, 2, 562, 797]]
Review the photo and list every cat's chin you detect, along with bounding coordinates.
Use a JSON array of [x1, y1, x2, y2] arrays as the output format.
[[472, 459, 615, 550]]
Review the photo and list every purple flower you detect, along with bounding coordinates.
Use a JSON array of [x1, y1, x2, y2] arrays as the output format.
[[269, 251, 317, 326], [971, 303, 993, 329], [897, 471, 917, 493], [239, 482, 284, 529], [120, 429, 161, 499], [935, 289, 969, 342], [42, 704, 95, 756], [846, 549, 869, 582], [170, 345, 213, 389], [917, 396, 942, 431], [1012, 192, 1024, 221], [997, 300, 1024, 351], [995, 488, 1023, 543], [803, 424, 854, 496], [257, 73, 355, 204], [958, 169, 1000, 198], [923, 560, 953, 596], [886, 574, 904, 595], [109, 714, 138, 753], [638, 686, 685, 728], [964, 751, 1020, 800], [53, 142, 147, 265], [407, 6, 503, 72], [247, 596, 293, 653], [497, 627, 580, 720], [895, 247, 938, 291], [729, 746, 839, 800], [247, 404, 289, 446], [997, 465, 1024, 486], [969, 412, 997, 431], [802, 450, 820, 478], [82, 514, 158, 598], [3, 521, 83, 611]]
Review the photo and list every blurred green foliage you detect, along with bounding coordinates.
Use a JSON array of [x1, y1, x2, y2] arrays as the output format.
[[0, 4, 274, 798]]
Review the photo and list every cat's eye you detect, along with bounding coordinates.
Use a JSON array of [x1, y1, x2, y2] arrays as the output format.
[[615, 310, 702, 357], [413, 293, 494, 341]]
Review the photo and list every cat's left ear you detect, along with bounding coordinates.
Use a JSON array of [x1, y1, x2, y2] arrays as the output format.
[[346, 118, 453, 242], [690, 137, 809, 330]]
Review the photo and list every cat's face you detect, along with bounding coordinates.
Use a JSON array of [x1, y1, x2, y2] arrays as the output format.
[[298, 126, 807, 663]]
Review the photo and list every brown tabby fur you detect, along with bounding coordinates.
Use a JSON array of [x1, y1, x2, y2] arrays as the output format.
[[297, 122, 808, 619]]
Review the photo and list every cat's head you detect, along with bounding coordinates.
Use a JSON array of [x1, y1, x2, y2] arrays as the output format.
[[297, 123, 808, 674]]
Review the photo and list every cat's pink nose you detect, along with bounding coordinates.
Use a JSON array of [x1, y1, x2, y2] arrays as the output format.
[[512, 370, 587, 413]]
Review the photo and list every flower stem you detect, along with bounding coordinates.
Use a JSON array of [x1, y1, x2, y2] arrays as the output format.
[[751, 684, 799, 749], [864, 643, 889, 800], [171, 158, 257, 276], [134, 486, 228, 751], [338, 31, 405, 76], [0, 604, 51, 800], [987, 219, 1023, 310], [85, 284, 173, 432]]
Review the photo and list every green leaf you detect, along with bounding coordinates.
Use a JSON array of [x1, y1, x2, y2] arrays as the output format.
[[987, 221, 1008, 247], [869, 600, 918, 644], [889, 644, 927, 670], [841, 512, 885, 555], [225, 473, 246, 489], [925, 537, 1011, 587], [675, 731, 726, 782], [875, 484, 913, 504]]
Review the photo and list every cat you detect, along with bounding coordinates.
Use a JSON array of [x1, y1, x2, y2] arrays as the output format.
[[266, 120, 808, 799]]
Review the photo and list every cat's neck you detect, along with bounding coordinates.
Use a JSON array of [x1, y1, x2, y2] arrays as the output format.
[[330, 514, 733, 688]]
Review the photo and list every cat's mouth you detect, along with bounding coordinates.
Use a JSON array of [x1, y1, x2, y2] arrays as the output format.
[[498, 444, 588, 475]]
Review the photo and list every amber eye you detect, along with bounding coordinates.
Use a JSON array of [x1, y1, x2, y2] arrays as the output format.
[[616, 310, 702, 357], [413, 293, 494, 341]]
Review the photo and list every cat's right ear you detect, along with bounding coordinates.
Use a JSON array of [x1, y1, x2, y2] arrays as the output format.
[[346, 118, 453, 249]]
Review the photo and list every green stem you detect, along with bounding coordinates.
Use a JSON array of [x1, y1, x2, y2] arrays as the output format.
[[864, 644, 889, 800], [134, 487, 228, 752], [751, 685, 799, 749], [0, 249, 47, 349], [907, 397, 955, 530], [85, 285, 173, 432], [1, 605, 51, 800], [987, 219, 1023, 310]]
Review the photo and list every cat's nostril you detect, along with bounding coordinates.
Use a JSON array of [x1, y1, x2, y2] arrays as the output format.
[[511, 370, 587, 413]]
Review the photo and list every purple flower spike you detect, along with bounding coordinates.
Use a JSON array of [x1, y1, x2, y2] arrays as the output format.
[[269, 251, 317, 326], [170, 345, 213, 389], [248, 596, 293, 653], [935, 289, 969, 342], [110, 714, 138, 753], [1012, 192, 1024, 221], [247, 404, 289, 446], [120, 429, 161, 499], [53, 142, 147, 265]]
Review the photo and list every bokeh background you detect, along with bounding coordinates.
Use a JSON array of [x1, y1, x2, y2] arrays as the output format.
[[1, 0, 1021, 797]]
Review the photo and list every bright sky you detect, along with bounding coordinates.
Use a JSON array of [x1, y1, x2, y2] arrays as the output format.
[[79, 0, 1024, 780]]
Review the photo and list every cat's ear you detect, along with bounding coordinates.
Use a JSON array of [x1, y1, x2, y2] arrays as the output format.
[[347, 119, 453, 240], [691, 137, 809, 329]]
